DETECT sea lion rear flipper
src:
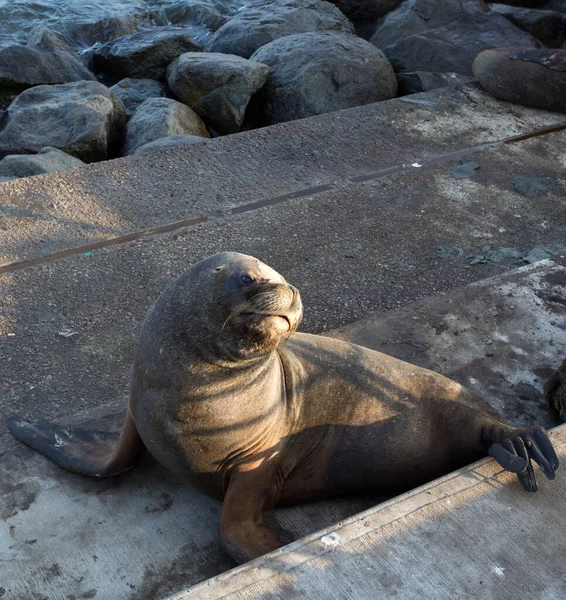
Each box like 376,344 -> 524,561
5,408 -> 145,477
489,426 -> 559,492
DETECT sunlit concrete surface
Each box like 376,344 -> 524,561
1,83 -> 565,267
1,82 -> 565,599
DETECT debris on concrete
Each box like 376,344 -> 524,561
512,174 -> 565,197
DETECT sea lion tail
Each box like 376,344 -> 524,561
5,408 -> 145,477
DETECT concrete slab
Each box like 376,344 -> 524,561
333,259 -> 566,428
177,423 -> 566,600
1,261 -> 564,600
1,131 -> 565,451
1,83 -> 565,267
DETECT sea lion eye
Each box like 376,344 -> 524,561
240,274 -> 254,285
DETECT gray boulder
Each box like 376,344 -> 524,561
152,2 -> 228,47
167,52 -> 268,133
396,71 -> 475,95
489,4 -> 566,47
250,32 -> 397,125
124,97 -> 210,155
206,0 -> 353,58
157,1 -> 227,31
134,134 -> 208,155
494,0 -> 548,6
57,14 -> 144,69
473,48 -> 566,112
110,78 -> 168,119
58,14 -> 143,50
0,81 -> 126,162
327,0 -> 404,24
370,0 -> 542,75
543,0 -> 566,13
0,147 -> 84,182
0,26 -> 95,89
93,26 -> 202,81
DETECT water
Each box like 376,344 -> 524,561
0,0 -> 142,45
0,0 -> 243,48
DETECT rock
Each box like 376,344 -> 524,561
0,90 -> 19,110
157,1 -> 227,31
473,48 -> 566,112
93,26 -> 202,81
0,147 -> 84,182
0,81 -> 126,162
543,0 -> 566,13
370,0 -> 542,75
489,4 -> 566,47
110,78 -> 168,119
133,134 -> 208,155
152,1 -> 228,47
58,14 -> 143,50
0,26 -> 95,90
124,97 -> 210,155
494,0 -> 548,6
249,32 -> 397,125
206,0 -> 353,58
167,52 -> 268,134
57,14 -> 144,69
396,71 -> 475,95
327,0 -> 404,24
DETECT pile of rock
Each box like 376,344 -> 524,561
0,0 -> 564,183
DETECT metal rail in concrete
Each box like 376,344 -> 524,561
1,83 -> 565,267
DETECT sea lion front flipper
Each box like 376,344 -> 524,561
5,408 -> 145,477
218,459 -> 292,564
489,426 -> 559,492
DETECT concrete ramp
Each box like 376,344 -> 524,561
1,259 -> 564,600
1,82 -> 565,599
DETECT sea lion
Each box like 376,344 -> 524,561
6,252 -> 560,564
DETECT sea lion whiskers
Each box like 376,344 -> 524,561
245,286 -> 297,314
220,293 -> 289,331
222,285 -> 299,331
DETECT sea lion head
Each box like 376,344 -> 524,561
172,252 -> 303,361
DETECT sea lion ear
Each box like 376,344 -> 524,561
215,266 -> 224,272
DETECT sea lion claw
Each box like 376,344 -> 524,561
524,426 -> 559,479
489,426 -> 558,492
517,469 -> 537,493
512,436 -> 537,492
489,438 -> 529,473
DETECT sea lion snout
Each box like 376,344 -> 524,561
244,282 -> 301,313
239,282 -> 303,332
